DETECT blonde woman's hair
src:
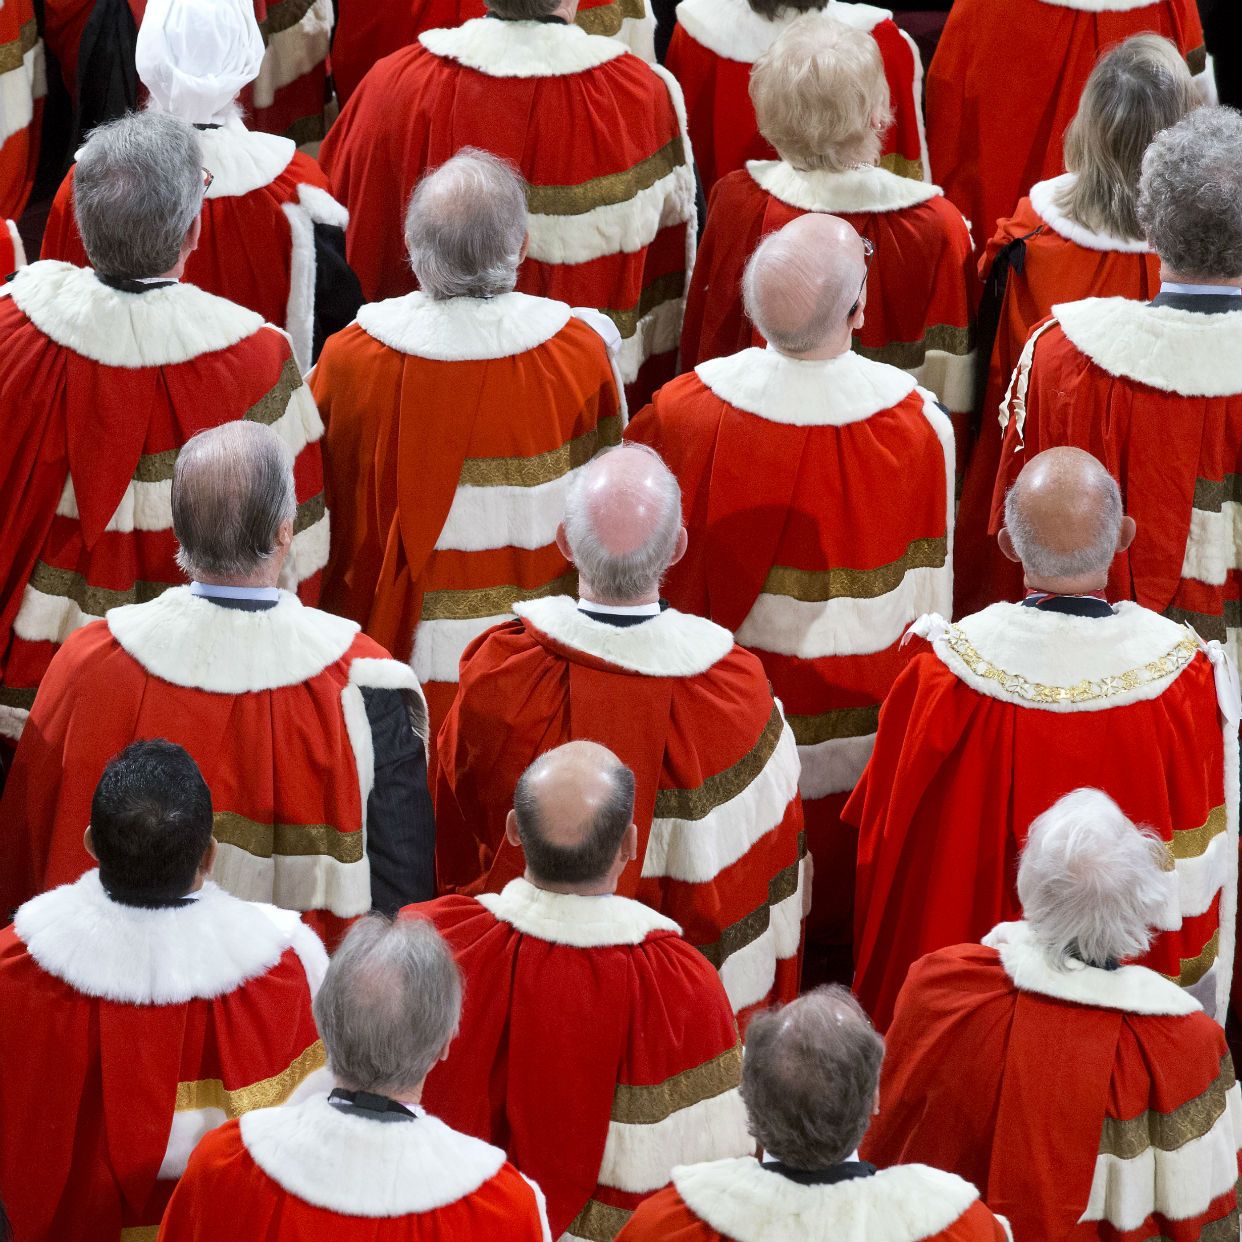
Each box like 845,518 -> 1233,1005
1055,34 -> 1198,242
750,13 -> 892,173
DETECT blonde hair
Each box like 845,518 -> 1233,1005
1055,34 -> 1198,243
750,13 -> 892,173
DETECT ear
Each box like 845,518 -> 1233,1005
1116,514 -> 1137,554
997,527 -> 1021,563
519,231 -> 530,265
505,809 -> 522,850
277,517 -> 294,552
669,526 -> 688,569
186,213 -> 202,254
555,522 -> 573,563
83,826 -> 98,862
201,837 -> 218,877
623,821 -> 638,863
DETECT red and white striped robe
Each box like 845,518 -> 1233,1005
0,0 -> 42,220
0,218 -> 23,276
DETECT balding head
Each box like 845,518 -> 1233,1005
1000,448 -> 1135,591
560,444 -> 686,605
743,214 -> 867,358
507,742 -> 638,893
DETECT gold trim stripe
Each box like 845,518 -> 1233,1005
600,271 -> 685,340
1099,1054 -> 1234,1159
853,324 -> 974,370
133,447 -> 179,485
1162,603 -> 1238,645
878,151 -> 925,182
1187,44 -> 1207,76
0,19 -> 36,74
762,535 -> 947,604
284,112 -> 328,146
1160,927 -> 1220,991
260,0 -> 316,40
787,703 -> 879,747
294,492 -> 326,534
175,1040 -> 327,1117
421,570 -> 577,623
1192,474 -> 1242,514
0,686 -> 36,710
244,357 -> 303,427
526,138 -> 685,218
27,562 -> 170,617
457,415 -> 622,489
1172,806 -> 1227,862
611,1045 -> 742,1126
119,1229 -> 159,1242
213,811 -> 364,864
576,0 -> 646,36
566,1198 -> 633,1242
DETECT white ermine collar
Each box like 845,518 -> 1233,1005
696,346 -> 918,426
420,17 -> 625,78
1028,175 -> 1150,254
479,877 -> 681,947
747,160 -> 940,215
242,1095 -> 509,1216
673,1157 -> 980,1242
4,261 -> 266,367
1053,297 -> 1242,397
514,596 -> 734,677
14,872 -> 324,1005
199,118 -> 296,199
356,291 -> 573,361
984,922 -> 1200,1016
1036,0 -> 1171,9
675,0 -> 890,62
107,586 -> 359,694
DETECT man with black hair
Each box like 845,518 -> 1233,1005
406,740 -> 751,1242
0,740 -> 330,1241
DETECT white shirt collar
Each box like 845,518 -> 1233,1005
189,581 -> 281,601
1160,282 -> 1242,297
577,597 -> 662,617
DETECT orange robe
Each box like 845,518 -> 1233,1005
0,0 -> 42,220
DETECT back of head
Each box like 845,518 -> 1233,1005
746,0 -> 821,24
750,13 -> 892,172
1057,35 -> 1197,243
512,741 -> 636,887
484,0 -> 561,19
562,444 -> 683,604
742,985 -> 885,1168
405,148 -> 528,300
1138,105 -> 1242,280
315,916 -> 463,1096
1018,788 -> 1173,968
90,739 -> 214,904
74,110 -> 203,279
172,421 -> 296,583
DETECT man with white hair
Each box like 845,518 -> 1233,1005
435,444 -> 807,1025
414,742 -> 750,1240
628,213 -> 953,987
161,916 -> 552,1239
848,447 -> 1238,1030
866,788 -> 1242,1241
992,107 -> 1242,671
313,149 -> 622,742
618,986 -> 1010,1242
0,422 -> 432,944
0,110 -> 327,753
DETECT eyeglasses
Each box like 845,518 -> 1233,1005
848,237 -> 874,319
202,167 -> 214,193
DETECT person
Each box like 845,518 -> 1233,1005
665,0 -> 925,197
616,987 -> 1011,1242
0,0 -> 42,222
956,34 -> 1199,617
679,13 -> 975,466
0,740 -> 330,1241
865,789 -> 1242,1241
412,742 -> 751,1240
41,0 -> 360,373
846,447 -> 1239,1031
0,110 -> 327,752
313,150 -> 623,743
159,916 -> 552,1241
318,0 -> 694,406
434,445 -> 806,1021
628,214 -> 953,986
0,422 -> 433,943
991,106 -> 1242,669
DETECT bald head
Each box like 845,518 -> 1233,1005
1001,448 -> 1132,588
510,742 -> 637,891
743,214 -> 866,357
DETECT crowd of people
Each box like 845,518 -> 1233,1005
0,0 -> 1240,1238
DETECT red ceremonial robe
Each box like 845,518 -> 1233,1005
992,298 -> 1242,672
955,175 -> 1161,617
159,1096 -> 551,1242
926,0 -> 1203,254
680,161 -> 975,471
845,601 -> 1239,1032
434,598 -> 807,1023
0,219 -> 23,277
665,0 -> 927,197
0,262 -> 328,747
865,921 -> 1242,1242
0,871 -> 330,1242
41,119 -> 350,372
313,292 -> 622,744
410,879 -> 753,1239
626,346 -> 954,985
319,17 -> 695,406
0,0 -> 42,220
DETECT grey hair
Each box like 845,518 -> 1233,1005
314,916 -> 463,1097
1018,788 -> 1174,969
484,0 -> 560,20
1138,106 -> 1242,279
1055,35 -> 1197,243
746,0 -> 822,23
172,421 -> 297,582
74,110 -> 203,279
742,986 -> 885,1169
562,445 -> 683,603
405,148 -> 527,299
1003,465 -> 1122,580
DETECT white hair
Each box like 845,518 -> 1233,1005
1018,788 -> 1174,969
1002,465 -> 1122,580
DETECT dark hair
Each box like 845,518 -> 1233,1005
746,0 -> 821,22
513,755 -> 636,885
90,739 -> 214,904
